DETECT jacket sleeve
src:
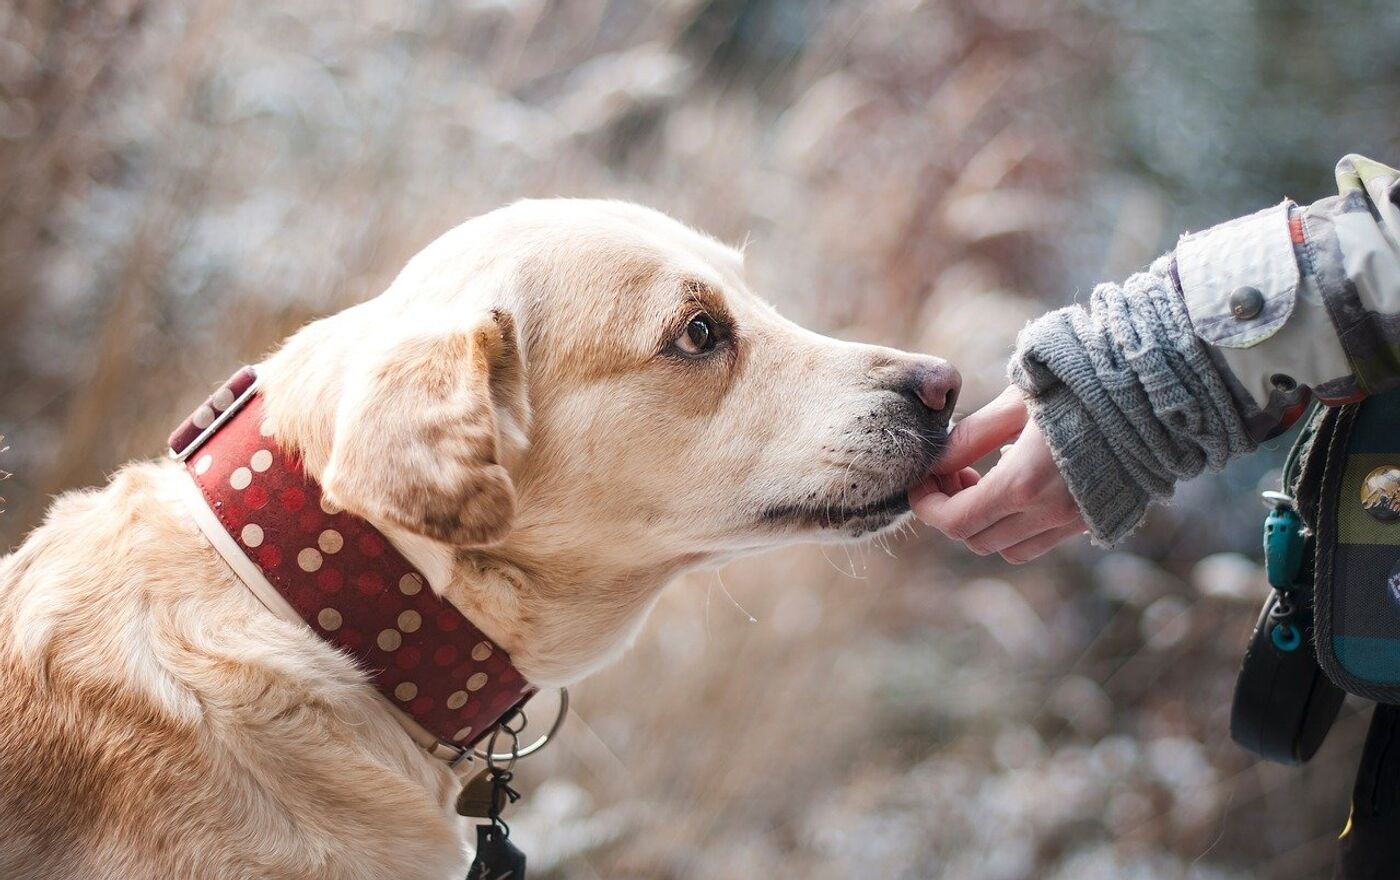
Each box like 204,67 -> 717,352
1175,154 -> 1400,439
1009,155 -> 1400,545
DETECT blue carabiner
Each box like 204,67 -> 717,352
1263,500 -> 1305,590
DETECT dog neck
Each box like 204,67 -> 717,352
446,547 -> 687,687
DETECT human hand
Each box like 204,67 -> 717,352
910,386 -> 1087,563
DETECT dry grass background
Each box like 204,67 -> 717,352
2,1 -> 1399,877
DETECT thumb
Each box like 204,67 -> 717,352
934,385 -> 1029,473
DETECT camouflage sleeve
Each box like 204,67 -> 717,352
1173,155 -> 1400,441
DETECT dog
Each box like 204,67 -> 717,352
0,199 -> 959,879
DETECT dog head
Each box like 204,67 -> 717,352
262,200 -> 958,681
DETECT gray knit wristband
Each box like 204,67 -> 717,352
1009,260 -> 1256,545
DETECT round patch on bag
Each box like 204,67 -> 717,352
1361,466 -> 1400,522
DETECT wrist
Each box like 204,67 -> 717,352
1021,381 -> 1150,546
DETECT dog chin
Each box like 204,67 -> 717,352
839,504 -> 913,539
830,495 -> 914,539
757,487 -> 913,538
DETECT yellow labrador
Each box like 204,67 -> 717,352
0,200 -> 958,879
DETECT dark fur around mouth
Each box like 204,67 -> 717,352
758,418 -> 946,534
757,487 -> 913,532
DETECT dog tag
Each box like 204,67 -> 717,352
455,770 -> 503,818
467,822 -> 526,880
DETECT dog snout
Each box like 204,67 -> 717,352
913,359 -> 961,415
894,357 -> 961,421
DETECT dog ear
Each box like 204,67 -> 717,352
321,310 -> 528,546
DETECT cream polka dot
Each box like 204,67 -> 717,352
466,672 -> 488,692
230,467 -> 252,490
319,496 -> 342,515
398,572 -> 424,596
397,610 -> 421,633
211,387 -> 235,411
194,454 -> 213,475
250,449 -> 273,472
377,629 -> 402,652
297,547 -> 323,572
317,607 -> 342,631
447,690 -> 468,710
471,641 -> 493,662
241,523 -> 264,547
394,681 -> 418,702
258,419 -> 275,438
318,529 -> 344,554
453,726 -> 474,742
192,404 -> 216,430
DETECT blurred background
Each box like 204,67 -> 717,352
3,0 -> 1400,877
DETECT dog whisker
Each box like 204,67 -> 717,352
712,568 -> 756,624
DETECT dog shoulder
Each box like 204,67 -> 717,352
0,461 -> 466,878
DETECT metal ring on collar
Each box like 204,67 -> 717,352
473,687 -> 569,762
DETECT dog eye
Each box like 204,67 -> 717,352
675,314 -> 718,356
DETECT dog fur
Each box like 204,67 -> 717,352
0,200 -> 956,879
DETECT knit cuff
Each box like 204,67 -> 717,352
1022,382 -> 1150,546
1009,260 -> 1256,547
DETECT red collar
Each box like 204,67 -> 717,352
170,367 -> 534,759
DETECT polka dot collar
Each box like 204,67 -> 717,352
171,367 -> 534,758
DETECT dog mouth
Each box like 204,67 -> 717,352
757,486 -> 914,535
756,416 -> 947,537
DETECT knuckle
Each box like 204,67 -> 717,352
946,519 -> 975,542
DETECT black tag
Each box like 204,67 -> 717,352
456,770 -> 504,818
467,823 -> 526,880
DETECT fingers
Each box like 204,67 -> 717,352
910,472 -> 1012,542
914,392 -> 1086,565
909,385 -> 1026,511
998,522 -> 1087,565
914,467 -> 980,505
935,467 -> 981,496
955,467 -> 981,491
961,512 -> 1036,556
934,385 -> 1028,474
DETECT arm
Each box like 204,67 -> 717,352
914,155 -> 1400,556
1174,154 -> 1400,425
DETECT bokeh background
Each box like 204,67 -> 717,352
3,1 -> 1400,877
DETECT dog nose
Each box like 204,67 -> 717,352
908,359 -> 961,416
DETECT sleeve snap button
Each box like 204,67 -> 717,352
1229,286 -> 1265,320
